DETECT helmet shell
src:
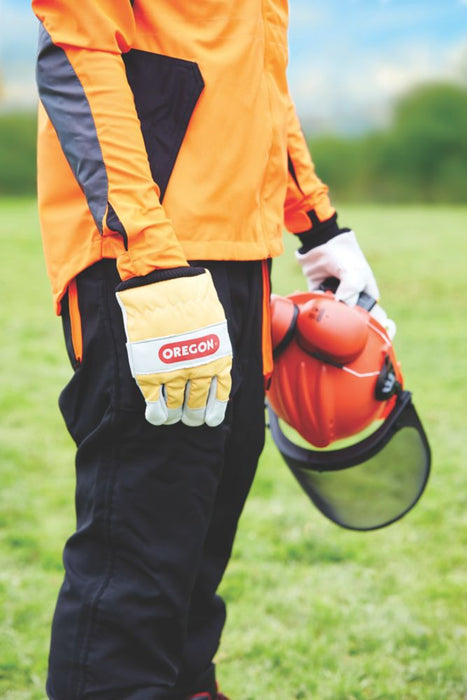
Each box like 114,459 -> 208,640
266,291 -> 403,448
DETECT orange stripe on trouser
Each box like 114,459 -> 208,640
261,260 -> 273,388
67,278 -> 83,365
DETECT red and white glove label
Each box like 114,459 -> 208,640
127,321 -> 231,375
159,333 -> 220,364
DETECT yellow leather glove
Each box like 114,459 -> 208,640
116,268 -> 232,427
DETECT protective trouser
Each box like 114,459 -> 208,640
46,259 -> 268,700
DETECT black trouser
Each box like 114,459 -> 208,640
47,259 -> 267,700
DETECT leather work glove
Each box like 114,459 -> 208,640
296,229 -> 380,307
370,302 -> 397,340
116,268 -> 232,427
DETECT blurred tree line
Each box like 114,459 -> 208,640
310,82 -> 467,204
0,81 -> 466,202
0,111 -> 37,196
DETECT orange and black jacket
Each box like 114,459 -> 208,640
32,0 -> 337,313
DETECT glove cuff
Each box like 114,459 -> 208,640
296,212 -> 347,253
116,266 -> 205,292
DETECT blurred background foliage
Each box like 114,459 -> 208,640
309,82 -> 467,204
0,110 -> 37,196
0,80 -> 466,202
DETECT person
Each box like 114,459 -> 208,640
32,1 -> 380,698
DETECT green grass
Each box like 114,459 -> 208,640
0,199 -> 466,699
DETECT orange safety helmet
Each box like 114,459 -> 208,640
266,289 -> 431,531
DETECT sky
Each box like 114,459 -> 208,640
1,0 -> 466,133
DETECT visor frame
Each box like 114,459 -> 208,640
267,390 -> 431,531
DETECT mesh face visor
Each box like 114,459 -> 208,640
268,391 -> 431,531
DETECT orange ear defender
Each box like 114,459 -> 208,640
268,290 -> 403,448
266,290 -> 431,531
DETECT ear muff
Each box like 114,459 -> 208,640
270,295 -> 299,357
295,296 -> 369,365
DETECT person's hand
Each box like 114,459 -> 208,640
370,303 -> 397,340
296,229 -> 380,307
116,268 -> 232,427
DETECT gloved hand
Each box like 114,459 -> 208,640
296,229 -> 380,307
116,268 -> 232,427
370,303 -> 397,340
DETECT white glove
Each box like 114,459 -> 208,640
296,230 -> 380,307
370,303 -> 397,340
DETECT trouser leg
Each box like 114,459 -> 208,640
174,262 -> 266,697
46,259 -> 267,700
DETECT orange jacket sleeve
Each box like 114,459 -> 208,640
284,96 -> 337,235
32,0 -> 188,279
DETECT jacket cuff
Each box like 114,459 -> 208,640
115,266 -> 205,292
296,212 -> 347,253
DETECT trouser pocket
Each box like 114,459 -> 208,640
61,278 -> 83,370
59,260 -> 147,445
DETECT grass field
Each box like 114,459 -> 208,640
0,198 -> 466,699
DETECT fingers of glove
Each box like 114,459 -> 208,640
205,362 -> 232,427
334,231 -> 380,303
296,231 -> 381,303
205,378 -> 229,427
305,272 -> 326,293
137,354 -> 232,427
363,274 -> 380,304
162,376 -> 187,424
145,396 -> 183,426
370,304 -> 397,340
214,361 -> 232,403
384,318 -> 397,340
145,394 -> 168,426
134,377 -> 167,426
182,379 -> 209,427
181,379 -> 225,427
182,358 -> 232,427
136,373 -> 185,426
165,407 -> 184,425
181,408 -> 205,427
335,264 -> 380,306
334,273 -> 363,307
295,249 -> 334,291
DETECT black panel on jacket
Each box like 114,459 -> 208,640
123,50 -> 204,201
37,24 -> 109,234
